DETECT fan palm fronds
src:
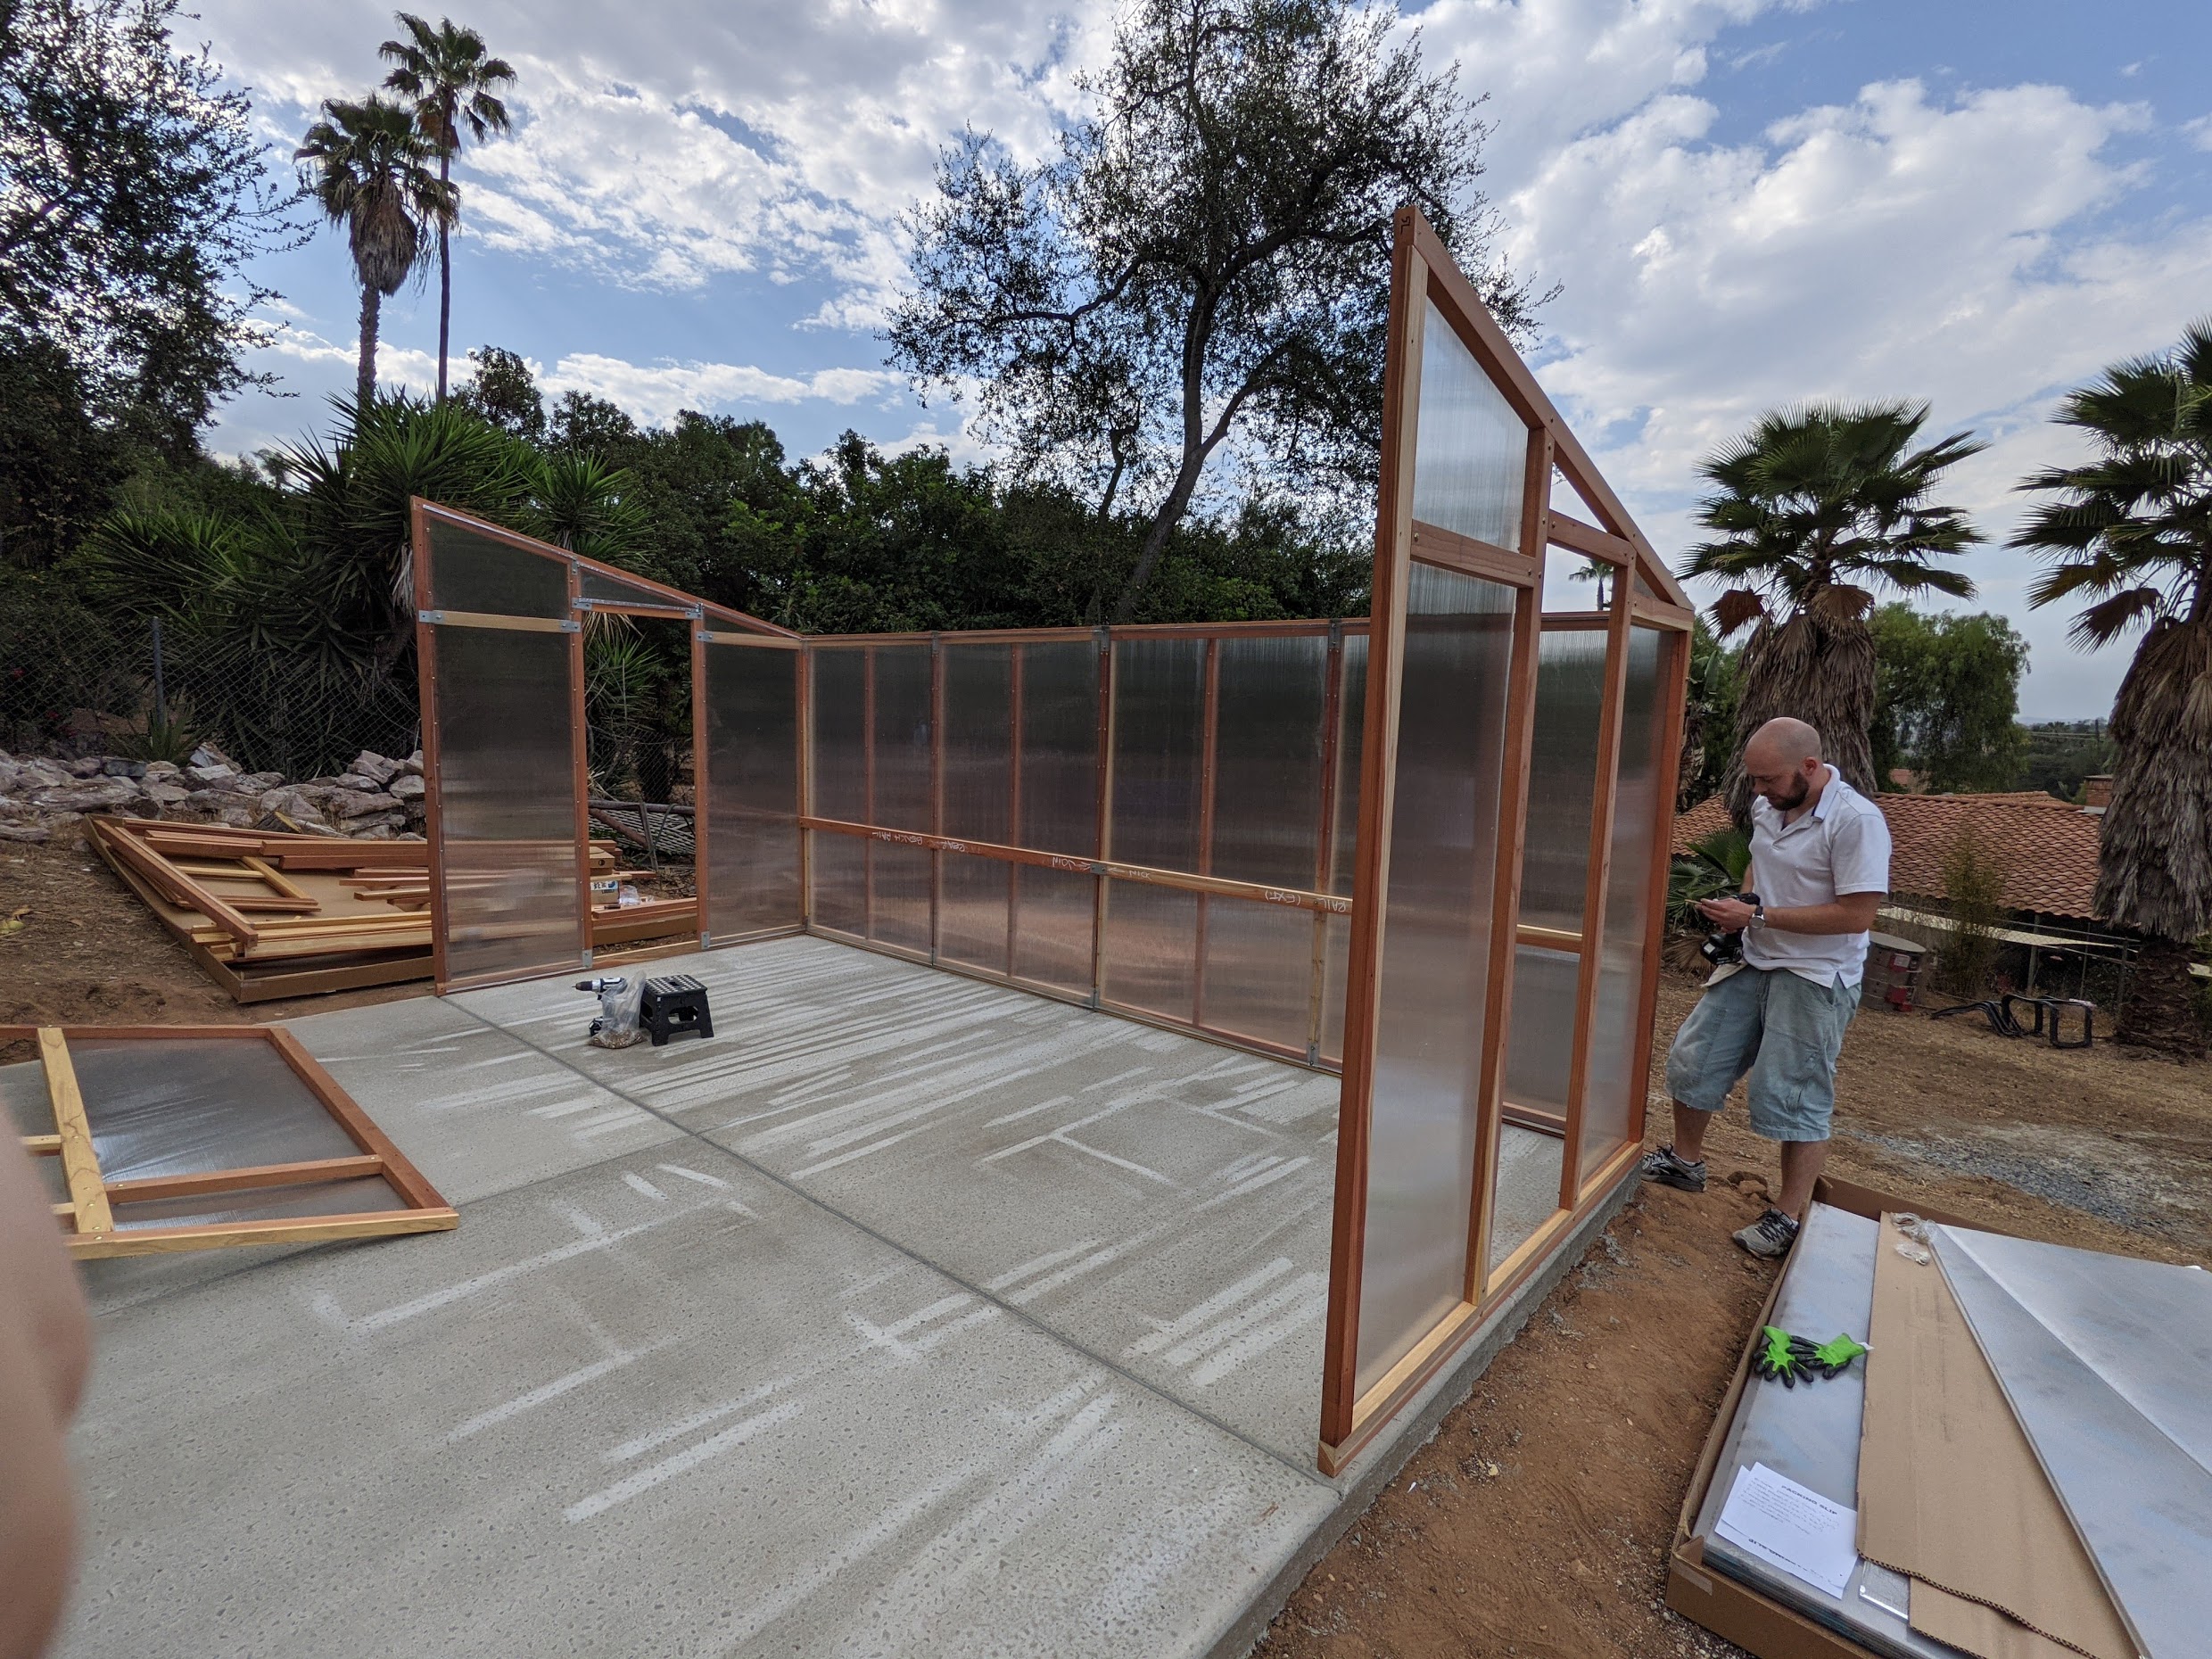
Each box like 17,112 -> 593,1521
2013,319 -> 2212,1054
1683,400 -> 1985,820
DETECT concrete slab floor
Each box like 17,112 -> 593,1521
47,934 -> 1597,1659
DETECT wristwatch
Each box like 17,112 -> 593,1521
1747,901 -> 1767,929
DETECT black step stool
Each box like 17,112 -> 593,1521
640,974 -> 713,1047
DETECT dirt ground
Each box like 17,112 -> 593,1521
0,837 -> 428,1036
6,838 -> 2208,1655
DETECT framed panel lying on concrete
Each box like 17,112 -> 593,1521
3,1024 -> 457,1258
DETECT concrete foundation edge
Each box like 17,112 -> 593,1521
1206,1162 -> 1642,1659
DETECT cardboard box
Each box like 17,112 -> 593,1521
1663,1176 -> 1985,1659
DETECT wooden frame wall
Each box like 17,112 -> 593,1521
410,500 -> 789,993
1316,206 -> 1688,1474
7,1025 -> 456,1258
798,620 -> 1371,1069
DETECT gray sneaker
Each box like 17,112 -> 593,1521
1640,1144 -> 1707,1193
1734,1208 -> 1801,1259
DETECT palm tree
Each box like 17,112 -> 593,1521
296,96 -> 451,407
2012,321 -> 2212,1056
1682,401 -> 1985,821
380,14 -> 516,401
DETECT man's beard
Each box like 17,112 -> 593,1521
1764,772 -> 1811,811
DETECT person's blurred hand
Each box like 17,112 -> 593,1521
0,1131 -> 90,1659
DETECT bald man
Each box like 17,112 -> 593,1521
1642,718 -> 1892,1257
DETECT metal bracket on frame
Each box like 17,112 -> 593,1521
580,948 -> 594,969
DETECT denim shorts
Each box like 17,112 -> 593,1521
1663,964 -> 1860,1142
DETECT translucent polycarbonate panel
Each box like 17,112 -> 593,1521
1017,640 -> 1100,856
1354,565 -> 1516,1400
1330,632 -> 1368,897
1581,626 -> 1667,1184
1102,879 -> 1199,1021
810,648 -> 867,823
68,1038 -> 356,1179
1320,911 -> 1351,1064
938,853 -> 1011,974
580,565 -> 688,612
942,644 -> 1013,844
871,644 -> 933,832
432,623 -> 582,985
705,643 -> 800,937
810,831 -> 865,934
1200,897 -> 1316,1054
1503,944 -> 1581,1118
1519,626 -> 1609,934
1209,635 -> 1328,890
425,518 -> 571,617
115,1176 -> 408,1230
868,840 -> 932,953
1010,863 -> 1095,995
1109,637 -> 1206,873
1410,299 -> 1527,550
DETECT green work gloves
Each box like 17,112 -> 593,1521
1755,1326 -> 1821,1386
1754,1325 -> 1869,1387
1811,1333 -> 1869,1374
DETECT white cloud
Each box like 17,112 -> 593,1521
1492,73 -> 2207,715
194,0 -> 1105,314
541,353 -> 904,425
2186,112 -> 2212,152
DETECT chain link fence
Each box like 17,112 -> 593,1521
0,588 -> 420,780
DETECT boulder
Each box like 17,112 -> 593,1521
334,772 -> 382,792
186,763 -> 236,787
388,772 -> 427,802
68,755 -> 108,777
348,819 -> 402,839
141,781 -> 192,806
258,788 -> 330,828
101,756 -> 147,779
329,788 -> 400,821
0,823 -> 51,844
238,771 -> 285,793
401,751 -> 425,776
35,779 -> 138,811
141,761 -> 182,781
21,758 -> 70,787
349,751 -> 401,786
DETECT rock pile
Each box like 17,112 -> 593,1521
0,747 -> 428,846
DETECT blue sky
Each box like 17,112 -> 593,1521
194,0 -> 2212,720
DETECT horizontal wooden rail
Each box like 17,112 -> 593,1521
1548,511 -> 1634,565
799,815 -> 1351,915
103,1154 -> 386,1207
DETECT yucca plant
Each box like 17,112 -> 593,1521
2012,319 -> 2212,1055
1684,401 -> 1985,823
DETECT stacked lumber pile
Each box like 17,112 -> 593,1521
87,818 -> 698,1002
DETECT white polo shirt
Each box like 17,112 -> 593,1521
1742,766 -> 1892,987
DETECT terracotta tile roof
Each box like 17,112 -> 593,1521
1671,788 -> 2105,921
